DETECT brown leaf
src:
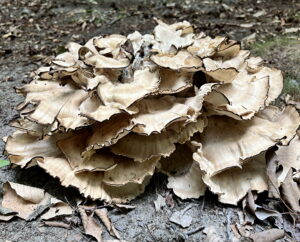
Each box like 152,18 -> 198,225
41,200 -> 73,220
1,182 -> 61,221
169,205 -> 194,228
95,208 -> 120,239
112,204 -> 136,212
249,229 -> 284,242
78,207 -> 102,242
242,190 -> 281,224
275,134 -> 300,183
281,169 -> 300,212
266,148 -> 280,199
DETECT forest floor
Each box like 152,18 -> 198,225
0,0 -> 299,241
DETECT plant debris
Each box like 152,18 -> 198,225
169,205 -> 193,228
95,208 -> 120,239
78,206 -> 102,242
249,228 -> 285,242
242,191 -> 281,224
43,221 -> 71,229
0,182 -> 72,221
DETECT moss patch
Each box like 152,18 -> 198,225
283,77 -> 300,97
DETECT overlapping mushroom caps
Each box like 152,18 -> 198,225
4,19 -> 300,205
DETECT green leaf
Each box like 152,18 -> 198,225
0,159 -> 10,168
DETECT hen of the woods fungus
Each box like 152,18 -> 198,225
4,20 -> 300,205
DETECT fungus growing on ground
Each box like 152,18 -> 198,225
4,20 -> 300,205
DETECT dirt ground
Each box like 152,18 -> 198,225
0,0 -> 300,241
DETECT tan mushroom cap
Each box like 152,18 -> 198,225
131,82 -> 213,135
9,118 -> 50,137
187,35 -> 226,58
193,106 -> 300,176
103,156 -> 160,186
203,50 -> 250,72
93,34 -> 127,56
152,19 -> 194,53
203,152 -> 268,205
214,40 -> 241,58
127,31 -> 143,55
205,73 -> 269,120
167,162 -> 207,199
205,65 -> 283,120
57,130 -> 116,173
97,68 -> 160,110
71,69 -> 105,90
84,114 -> 134,154
160,143 -> 207,199
204,68 -> 238,84
5,131 -> 67,168
157,68 -> 193,94
37,157 -> 149,202
111,115 -> 207,162
79,92 -> 121,123
110,132 -> 177,162
78,34 -> 132,69
16,80 -> 90,129
151,50 -> 202,71
158,144 -> 194,177
257,105 -> 300,145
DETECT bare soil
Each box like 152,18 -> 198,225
0,0 -> 299,241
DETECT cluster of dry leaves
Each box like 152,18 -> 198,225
1,19 -> 300,240
0,181 -> 124,241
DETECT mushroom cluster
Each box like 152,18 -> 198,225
5,20 -> 300,205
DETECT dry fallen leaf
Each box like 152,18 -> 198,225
41,199 -> 73,220
281,169 -> 300,212
275,134 -> 300,183
1,182 -> 71,221
95,208 -> 120,239
78,207 -> 102,242
249,229 -> 285,242
112,203 -> 136,212
169,205 -> 193,228
242,190 -> 281,224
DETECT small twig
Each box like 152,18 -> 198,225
182,204 -> 194,214
225,210 -> 232,240
185,226 -> 204,236
146,224 -> 156,241
43,221 -> 71,229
